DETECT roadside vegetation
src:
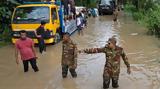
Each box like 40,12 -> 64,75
0,0 -> 19,46
124,0 -> 160,37
75,0 -> 97,8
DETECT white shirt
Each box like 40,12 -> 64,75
76,17 -> 81,26
81,13 -> 85,18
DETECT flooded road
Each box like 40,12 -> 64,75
0,13 -> 160,89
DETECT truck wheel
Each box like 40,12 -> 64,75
54,32 -> 61,44
110,12 -> 113,15
99,11 -> 102,15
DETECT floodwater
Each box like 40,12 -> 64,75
0,12 -> 160,89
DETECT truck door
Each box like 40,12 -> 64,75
51,8 -> 59,33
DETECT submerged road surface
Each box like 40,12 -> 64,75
0,13 -> 160,89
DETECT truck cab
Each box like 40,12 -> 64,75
98,0 -> 115,15
11,2 -> 76,44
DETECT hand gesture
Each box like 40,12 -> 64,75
35,56 -> 38,59
127,67 -> 131,74
78,50 -> 83,54
16,56 -> 20,65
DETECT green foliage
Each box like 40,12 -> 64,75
0,0 -> 19,24
132,9 -> 145,21
145,5 -> 160,35
0,0 -> 19,44
0,27 -> 12,42
124,4 -> 145,22
88,2 -> 97,8
75,0 -> 97,8
124,4 -> 136,12
125,0 -> 160,37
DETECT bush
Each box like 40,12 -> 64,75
124,1 -> 160,37
0,0 -> 19,25
0,0 -> 19,44
132,11 -> 144,21
145,5 -> 160,36
0,27 -> 12,42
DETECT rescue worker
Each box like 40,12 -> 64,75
113,6 -> 118,22
62,33 -> 78,78
79,37 -> 131,89
35,21 -> 46,54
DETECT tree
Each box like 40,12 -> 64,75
75,0 -> 97,8
0,0 -> 19,33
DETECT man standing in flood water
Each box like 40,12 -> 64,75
15,30 -> 39,72
62,33 -> 78,78
79,37 -> 131,89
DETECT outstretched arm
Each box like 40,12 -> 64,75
121,49 -> 131,74
80,47 -> 106,54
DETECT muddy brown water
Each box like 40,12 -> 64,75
0,13 -> 160,89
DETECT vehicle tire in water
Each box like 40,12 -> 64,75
99,11 -> 103,16
110,11 -> 113,15
54,32 -> 61,44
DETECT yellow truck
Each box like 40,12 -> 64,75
11,0 -> 77,44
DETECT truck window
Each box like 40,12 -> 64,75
101,0 -> 112,5
51,8 -> 57,23
13,6 -> 50,24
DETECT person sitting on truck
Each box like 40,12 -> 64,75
62,0 -> 69,16
76,14 -> 83,35
35,21 -> 47,54
69,0 -> 76,18
68,15 -> 73,21
80,12 -> 85,29
81,10 -> 88,27
64,16 -> 69,26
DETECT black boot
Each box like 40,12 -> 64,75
62,74 -> 67,78
112,78 -> 119,88
70,69 -> 77,78
62,65 -> 68,78
103,78 -> 110,89
103,81 -> 109,89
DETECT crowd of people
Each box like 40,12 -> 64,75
63,7 -> 89,36
15,30 -> 131,89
